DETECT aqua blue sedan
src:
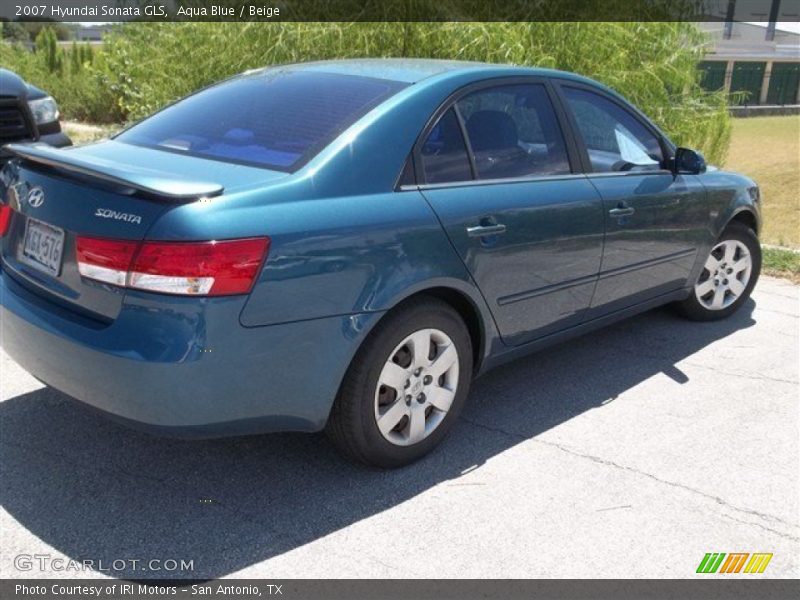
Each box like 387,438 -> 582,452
0,59 -> 761,467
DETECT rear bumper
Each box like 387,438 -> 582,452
0,268 -> 379,437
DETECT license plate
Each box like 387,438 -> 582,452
19,218 -> 65,277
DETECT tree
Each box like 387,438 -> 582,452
21,20 -> 71,41
35,27 -> 62,74
70,42 -> 81,74
1,20 -> 31,44
81,43 -> 94,66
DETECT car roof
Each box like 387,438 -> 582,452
262,58 -> 598,86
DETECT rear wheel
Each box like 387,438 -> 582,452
326,297 -> 472,468
676,222 -> 760,321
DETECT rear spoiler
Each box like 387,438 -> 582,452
3,143 -> 224,201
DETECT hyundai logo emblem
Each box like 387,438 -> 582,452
27,186 -> 45,208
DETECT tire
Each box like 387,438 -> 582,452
676,222 -> 761,321
326,297 -> 473,468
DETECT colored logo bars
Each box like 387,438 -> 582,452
696,553 -> 773,574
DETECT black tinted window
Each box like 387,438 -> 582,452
457,84 -> 570,180
563,87 -> 663,173
420,108 -> 473,184
117,71 -> 407,171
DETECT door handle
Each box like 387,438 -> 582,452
466,223 -> 507,237
609,205 -> 635,217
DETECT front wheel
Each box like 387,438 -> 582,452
676,222 -> 761,321
326,297 -> 473,468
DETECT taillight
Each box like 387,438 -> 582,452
130,239 -> 269,296
76,236 -> 269,297
0,204 -> 14,237
76,237 -> 138,286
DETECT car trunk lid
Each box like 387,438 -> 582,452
0,142 -> 286,321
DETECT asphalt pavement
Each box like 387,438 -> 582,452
1,276 -> 798,579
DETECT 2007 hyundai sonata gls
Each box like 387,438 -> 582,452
0,60 -> 761,467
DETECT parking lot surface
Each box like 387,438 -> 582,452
1,277 -> 798,579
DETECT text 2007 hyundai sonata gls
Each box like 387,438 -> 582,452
0,60 -> 761,467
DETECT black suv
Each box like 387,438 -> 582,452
0,68 -> 71,164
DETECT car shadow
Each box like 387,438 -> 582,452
0,301 -> 756,579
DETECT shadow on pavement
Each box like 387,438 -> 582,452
0,301 -> 755,579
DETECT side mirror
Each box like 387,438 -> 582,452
673,147 -> 706,174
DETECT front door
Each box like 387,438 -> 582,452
416,81 -> 605,346
558,84 -> 705,317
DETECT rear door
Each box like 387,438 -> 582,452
416,79 -> 605,346
555,82 -> 706,317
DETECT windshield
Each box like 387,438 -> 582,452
116,70 -> 407,172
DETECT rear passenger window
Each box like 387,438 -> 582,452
563,87 -> 664,173
420,108 -> 473,184
457,84 -> 571,180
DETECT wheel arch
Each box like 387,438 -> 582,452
400,286 -> 487,372
356,279 -> 497,376
323,280 -> 497,430
727,208 -> 759,234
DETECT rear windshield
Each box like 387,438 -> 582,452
116,70 -> 407,172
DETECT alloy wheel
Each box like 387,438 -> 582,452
373,328 -> 459,446
695,239 -> 752,310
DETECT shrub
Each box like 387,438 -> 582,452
1,30 -> 117,123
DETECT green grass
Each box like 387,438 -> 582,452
762,247 -> 800,283
725,115 -> 800,249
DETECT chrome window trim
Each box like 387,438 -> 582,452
399,167 -> 674,192
584,169 -> 674,179
404,172 -> 589,192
